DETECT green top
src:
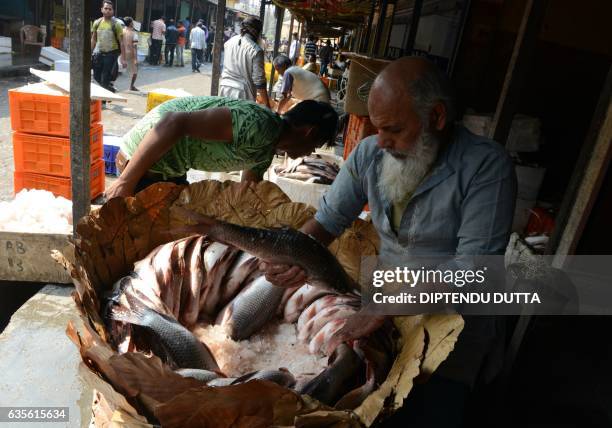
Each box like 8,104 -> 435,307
120,96 -> 284,179
93,18 -> 123,52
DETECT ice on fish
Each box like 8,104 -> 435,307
0,189 -> 72,233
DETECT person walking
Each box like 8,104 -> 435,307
190,22 -> 206,72
318,39 -> 333,76
91,1 -> 126,92
164,19 -> 178,66
176,21 -> 186,66
219,17 -> 270,108
288,32 -> 300,65
122,16 -> 139,91
150,16 -> 165,65
205,26 -> 215,62
183,16 -> 191,46
304,35 -> 317,60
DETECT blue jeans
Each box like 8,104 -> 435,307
191,48 -> 203,71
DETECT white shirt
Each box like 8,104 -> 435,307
190,27 -> 206,50
289,39 -> 300,59
284,66 -> 330,103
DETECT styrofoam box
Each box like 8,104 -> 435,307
515,165 -> 546,200
462,114 -> 541,152
0,36 -> 11,48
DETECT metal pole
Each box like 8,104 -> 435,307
373,0 -> 389,55
404,0 -> 423,55
288,14 -> 294,48
259,0 -> 266,24
447,0 -> 471,76
268,5 -> 284,95
210,0 -> 226,96
69,0 -> 91,235
361,0 -> 376,53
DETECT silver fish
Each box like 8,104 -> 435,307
297,344 -> 364,406
216,275 -> 284,340
110,293 -> 219,371
232,368 -> 296,388
176,368 -> 221,383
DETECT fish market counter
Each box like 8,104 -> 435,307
0,284 -> 93,427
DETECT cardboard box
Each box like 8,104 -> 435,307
344,53 -> 390,116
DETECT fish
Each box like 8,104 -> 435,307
298,304 -> 359,343
110,293 -> 220,371
231,368 -> 296,388
309,318 -> 348,355
284,284 -> 337,323
334,361 -> 376,410
296,294 -> 360,332
216,275 -> 285,340
297,344 -> 364,406
207,377 -> 237,387
176,368 -> 221,383
172,208 -> 359,294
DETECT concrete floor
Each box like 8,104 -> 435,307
0,285 -> 93,427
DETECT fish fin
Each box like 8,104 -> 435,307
109,292 -> 150,327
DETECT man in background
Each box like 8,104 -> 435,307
183,16 -> 191,46
150,15 -> 165,65
289,32 -> 300,65
318,39 -> 333,76
273,54 -> 330,114
190,22 -> 206,73
304,35 -> 317,60
164,19 -> 179,67
91,1 -> 126,92
219,17 -> 270,108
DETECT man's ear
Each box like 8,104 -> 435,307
430,102 -> 447,131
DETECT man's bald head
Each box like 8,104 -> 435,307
370,57 -> 455,126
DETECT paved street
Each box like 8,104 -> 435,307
0,60 -> 213,201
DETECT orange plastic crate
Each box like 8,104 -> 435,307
9,87 -> 102,137
14,159 -> 105,201
343,114 -> 377,159
13,124 -> 103,177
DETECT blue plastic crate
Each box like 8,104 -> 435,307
103,143 -> 120,176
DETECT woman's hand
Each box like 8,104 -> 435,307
104,177 -> 136,199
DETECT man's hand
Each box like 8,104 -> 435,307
259,262 -> 307,288
326,311 -> 386,353
104,177 -> 136,199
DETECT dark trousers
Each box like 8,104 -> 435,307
191,48 -> 203,71
320,60 -> 330,76
93,51 -> 118,91
382,375 -> 469,428
151,39 -> 162,64
164,43 -> 176,65
205,43 -> 213,62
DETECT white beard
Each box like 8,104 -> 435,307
378,131 -> 440,204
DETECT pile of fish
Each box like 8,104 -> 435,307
104,217 -> 396,409
274,154 -> 340,185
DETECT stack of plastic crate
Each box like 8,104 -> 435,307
9,83 -> 105,200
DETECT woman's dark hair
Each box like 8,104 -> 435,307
123,16 -> 133,27
283,100 -> 339,147
273,54 -> 292,70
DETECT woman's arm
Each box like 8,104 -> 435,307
105,107 -> 233,198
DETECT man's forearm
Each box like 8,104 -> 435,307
299,218 -> 336,247
256,88 -> 271,109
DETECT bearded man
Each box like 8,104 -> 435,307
261,56 -> 517,426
